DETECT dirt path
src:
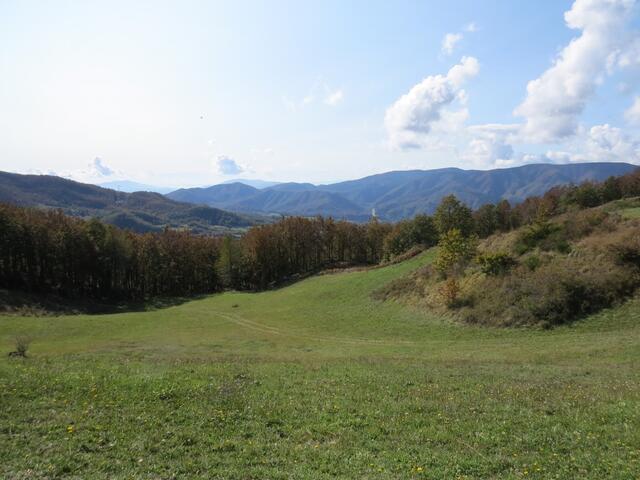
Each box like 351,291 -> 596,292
211,310 -> 417,347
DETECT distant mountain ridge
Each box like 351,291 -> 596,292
98,180 -> 175,194
221,178 -> 281,189
167,162 -> 638,220
0,172 -> 260,233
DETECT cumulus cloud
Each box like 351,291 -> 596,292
535,124 -> 640,164
324,89 -> 344,106
90,157 -> 114,177
216,155 -> 243,175
385,56 -> 480,150
34,157 -> 122,183
441,33 -> 463,56
514,0 -> 636,143
583,123 -> 640,162
462,124 -> 520,167
625,96 -> 640,124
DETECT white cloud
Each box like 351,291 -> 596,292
583,123 -> 640,162
462,124 -> 520,167
441,33 -> 463,56
534,124 -> 640,164
514,0 -> 636,143
465,22 -> 478,33
90,157 -> 114,176
625,96 -> 640,124
38,157 -> 122,183
324,89 -> 344,106
385,56 -> 480,150
216,155 -> 244,175
447,57 -> 481,87
441,22 -> 477,56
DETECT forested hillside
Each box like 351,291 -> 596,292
0,172 -> 258,234
167,162 -> 637,220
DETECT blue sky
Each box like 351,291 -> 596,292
1,0 -> 639,187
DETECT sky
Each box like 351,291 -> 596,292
1,0 -> 640,188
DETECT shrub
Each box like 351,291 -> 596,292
477,252 -> 517,276
439,277 -> 461,308
9,335 -> 32,358
609,232 -> 640,269
563,209 -> 615,240
514,220 -> 570,254
523,255 -> 542,271
462,255 -> 639,327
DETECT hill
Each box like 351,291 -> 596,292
375,196 -> 640,327
0,171 -> 258,233
1,248 -> 639,477
167,162 -> 638,220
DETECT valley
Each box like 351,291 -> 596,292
2,250 -> 639,478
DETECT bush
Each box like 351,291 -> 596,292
439,277 -> 461,308
514,220 -> 570,254
523,255 -> 542,272
9,335 -> 32,358
609,232 -> 640,269
477,252 -> 517,276
462,255 -> 639,327
563,209 -> 615,240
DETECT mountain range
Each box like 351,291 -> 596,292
167,162 -> 639,221
0,172 -> 261,233
2,163 -> 637,231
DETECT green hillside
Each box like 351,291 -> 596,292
1,251 -> 639,478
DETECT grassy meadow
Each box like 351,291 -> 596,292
1,250 -> 640,478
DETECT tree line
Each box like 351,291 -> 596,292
0,207 -> 392,299
1,168 -> 638,301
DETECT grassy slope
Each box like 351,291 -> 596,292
1,251 -> 639,478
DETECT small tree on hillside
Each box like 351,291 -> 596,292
435,229 -> 477,307
434,195 -> 474,237
434,228 -> 478,278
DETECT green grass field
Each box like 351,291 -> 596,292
1,251 -> 639,479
